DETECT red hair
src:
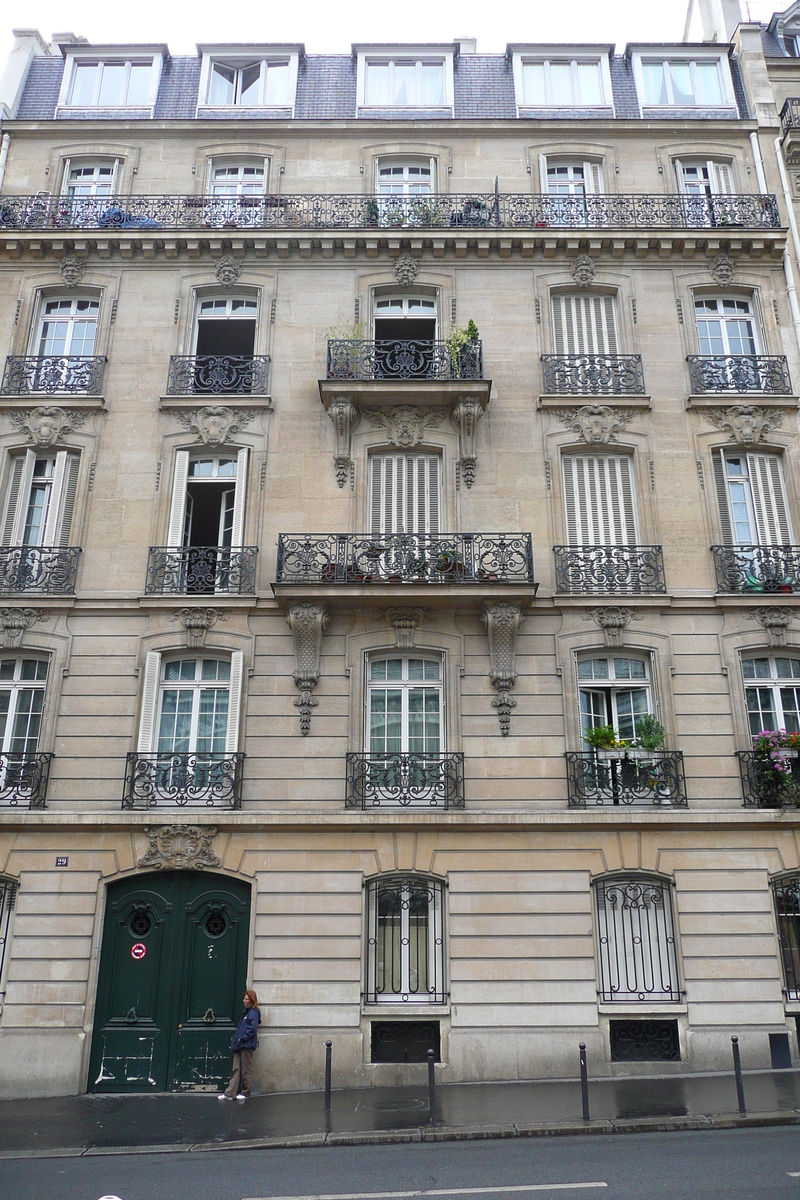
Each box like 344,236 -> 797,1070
244,988 -> 260,1013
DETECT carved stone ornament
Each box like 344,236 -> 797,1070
138,825 -> 222,870
10,405 -> 87,448
59,254 -> 86,287
583,606 -> 641,648
481,603 -> 523,736
747,606 -> 795,647
709,253 -> 736,287
706,404 -> 782,447
0,608 -> 43,649
379,607 -> 432,650
171,606 -> 226,649
451,399 -> 484,488
554,404 -> 633,446
287,603 -> 329,735
327,398 -> 360,488
570,255 -> 596,288
176,406 -> 252,448
215,255 -> 242,288
364,405 -> 445,449
393,253 -> 419,288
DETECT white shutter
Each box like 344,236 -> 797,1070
225,650 -> 244,753
711,161 -> 733,195
110,157 -> 120,193
551,294 -> 617,355
585,162 -> 603,194
562,454 -> 637,545
674,159 -> 685,193
56,454 -> 80,546
712,450 -> 735,545
137,651 -> 162,753
60,158 -> 71,196
7,451 -> 37,546
369,453 -> 441,534
229,447 -> 249,547
538,153 -> 549,192
166,451 -> 190,546
747,452 -> 793,545
42,451 -> 68,545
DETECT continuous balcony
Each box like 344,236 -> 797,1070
565,751 -> 687,807
687,355 -> 792,395
122,751 -> 244,809
345,751 -> 465,810
553,545 -> 666,594
0,752 -> 53,808
0,546 -> 81,595
327,339 -> 482,382
166,354 -> 270,396
712,545 -> 800,594
145,546 -> 257,595
1,355 -> 106,396
541,354 -> 645,396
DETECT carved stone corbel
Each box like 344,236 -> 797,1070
171,607 -> 226,649
138,825 -> 222,870
328,398 -> 360,488
747,606 -> 795,647
451,399 -> 483,488
583,606 -> 640,648
0,608 -> 44,649
481,603 -> 523,735
287,603 -> 329,734
379,607 -> 432,649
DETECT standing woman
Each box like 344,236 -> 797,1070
219,988 -> 261,1101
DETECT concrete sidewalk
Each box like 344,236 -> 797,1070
4,1068 -> 800,1158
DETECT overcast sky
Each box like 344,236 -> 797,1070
0,0 -> 785,65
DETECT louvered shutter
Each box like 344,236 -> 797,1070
137,651 -> 162,753
538,153 -> 549,192
552,294 -> 617,354
166,451 -> 190,546
711,161 -> 733,195
56,454 -> 80,546
586,162 -> 603,194
674,159 -> 685,193
369,454 -> 441,534
712,450 -> 735,545
229,447 -> 249,547
1,452 -> 35,545
60,158 -> 71,196
225,650 -> 244,753
747,452 -> 793,545
42,451 -> 68,545
562,454 -> 637,545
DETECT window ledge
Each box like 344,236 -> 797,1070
686,393 -> 798,409
598,1001 -> 687,1015
538,394 -> 651,410
362,1002 -> 450,1017
159,394 -> 273,411
0,394 -> 106,411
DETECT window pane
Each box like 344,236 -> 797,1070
240,63 -> 261,104
157,689 -> 193,751
209,63 -> 235,104
522,62 -> 546,105
642,62 -> 667,104
97,63 -> 127,106
265,62 -> 290,104
780,687 -> 800,734
695,61 -> 722,104
407,890 -> 429,993
71,63 -> 99,105
577,61 -> 603,104
365,63 -> 389,105
127,62 -> 152,105
549,63 -> 573,105
196,688 -> 229,752
747,686 -> 777,734
421,63 -> 444,105
669,61 -> 694,105
393,62 -> 416,105
9,688 -> 43,754
20,660 -> 46,681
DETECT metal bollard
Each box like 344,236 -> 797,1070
731,1036 -> 746,1116
324,1040 -> 332,1113
427,1048 -> 437,1126
579,1042 -> 590,1122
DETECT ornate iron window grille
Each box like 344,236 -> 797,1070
0,753 -> 53,808
595,877 -> 682,1003
781,98 -> 800,138
711,545 -> 800,594
364,876 -> 447,1005
565,752 -> 687,807
0,355 -> 106,396
553,545 -> 666,594
122,751 -> 245,809
737,750 -> 800,808
609,1019 -> 681,1063
145,546 -> 258,595
276,533 -> 534,585
0,877 -> 16,1008
687,355 -> 792,395
166,355 -> 270,395
346,752 -> 465,809
773,875 -> 800,1000
541,354 -> 645,395
0,192 -> 781,231
0,547 -> 81,595
326,339 -> 483,381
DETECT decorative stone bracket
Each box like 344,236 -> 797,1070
137,825 -> 222,870
482,602 -> 523,736
0,608 -> 44,649
379,607 -> 432,649
584,606 -> 641,648
287,603 -> 329,734
451,399 -> 484,488
327,398 -> 360,488
171,606 -> 226,649
747,606 -> 795,647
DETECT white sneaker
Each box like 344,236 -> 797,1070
218,1094 -> 233,1101
236,1093 -> 247,1101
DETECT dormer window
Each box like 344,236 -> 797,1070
63,58 -> 158,107
631,51 -> 735,110
208,60 -> 291,106
786,33 -> 800,57
356,48 -> 454,111
521,59 -> 604,106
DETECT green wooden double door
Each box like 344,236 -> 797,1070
89,872 -> 251,1092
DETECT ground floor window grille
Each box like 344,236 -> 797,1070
0,878 -> 16,1010
609,1019 -> 680,1062
774,875 -> 800,1000
365,876 -> 446,1004
370,1020 -> 441,1063
595,876 -> 680,1002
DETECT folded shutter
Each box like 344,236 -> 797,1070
55,454 -> 80,546
562,454 -> 637,545
166,451 -> 190,546
225,650 -> 244,753
137,651 -> 162,753
585,162 -> 603,194
747,452 -> 793,545
551,294 -> 617,355
2,452 -> 35,545
370,453 -> 441,534
42,450 -> 68,545
229,447 -> 249,548
711,161 -> 733,195
712,450 -> 735,545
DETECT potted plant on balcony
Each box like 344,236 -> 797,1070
365,198 -> 379,227
627,714 -> 666,760
446,320 -> 480,380
752,729 -> 800,807
325,318 -> 366,379
585,725 -> 627,759
434,547 -> 466,578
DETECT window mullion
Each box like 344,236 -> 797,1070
189,683 -> 201,753
401,886 -> 410,994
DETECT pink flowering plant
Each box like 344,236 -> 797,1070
752,731 -> 800,798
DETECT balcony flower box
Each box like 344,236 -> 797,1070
596,748 -> 627,761
772,749 -> 799,760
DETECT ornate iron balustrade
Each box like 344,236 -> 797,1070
541,353 -> 645,395
566,751 -> 687,807
146,546 -> 258,595
553,545 -> 666,594
0,546 -> 80,595
327,339 -> 482,381
1,355 -> 106,396
0,192 -> 782,231
687,354 -> 792,394
0,752 -> 53,808
166,354 -> 270,395
346,751 -> 465,809
122,751 -> 244,809
711,545 -> 800,594
276,533 -> 534,585
737,750 -> 800,808
781,98 -> 800,138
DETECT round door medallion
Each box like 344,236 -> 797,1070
130,942 -> 147,960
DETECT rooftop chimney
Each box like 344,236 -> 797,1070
456,37 -> 477,54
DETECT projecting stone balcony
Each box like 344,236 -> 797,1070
781,99 -> 800,162
122,751 -> 244,809
737,750 -> 800,809
0,546 -> 81,595
565,751 -> 687,807
687,355 -> 792,396
145,546 -> 258,595
345,751 -> 465,810
0,752 -> 54,809
0,355 -> 106,397
165,354 -> 270,396
711,545 -> 800,594
553,545 -> 666,594
326,339 -> 482,382
541,353 -> 645,396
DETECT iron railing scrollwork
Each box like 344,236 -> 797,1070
687,354 -> 792,395
553,545 -> 666,594
565,752 -> 687,807
326,339 -> 482,381
609,1019 -> 681,1062
737,750 -> 800,808
1,355 -> 106,396
595,878 -> 681,1003
781,98 -> 800,138
772,874 -> 800,1001
122,751 -> 245,808
541,354 -> 645,395
0,752 -> 53,808
166,354 -> 270,395
346,752 -> 465,809
711,545 -> 800,594
0,547 -> 81,595
276,533 -> 534,585
146,546 -> 258,595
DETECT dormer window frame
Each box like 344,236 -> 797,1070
57,48 -> 164,113
355,46 -> 454,112
509,45 -> 614,114
629,46 -> 737,113
197,47 -> 301,115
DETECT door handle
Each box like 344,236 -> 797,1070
203,1008 -> 216,1024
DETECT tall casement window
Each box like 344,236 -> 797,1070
713,450 -> 792,550
206,163 -> 267,230
166,450 -> 249,593
0,658 -> 48,761
369,453 -> 441,535
373,295 -> 437,378
1,451 -> 80,549
696,297 -> 758,357
364,875 -> 446,1003
35,297 -> 99,359
367,655 -> 443,757
377,159 -> 433,197
578,654 -> 654,746
773,876 -> 800,1001
189,297 -> 258,393
63,160 -> 117,199
595,875 -> 681,1003
0,877 -> 17,1014
741,655 -> 800,735
676,159 -> 733,197
544,161 -> 603,226
137,652 -> 244,760
561,453 -> 636,547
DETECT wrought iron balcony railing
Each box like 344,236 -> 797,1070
346,751 -> 465,809
1,355 -> 106,396
0,546 -> 81,595
566,751 -> 687,807
737,750 -> 800,808
276,533 -> 534,585
122,751 -> 244,809
166,354 -> 270,395
711,545 -> 800,594
327,339 -> 482,381
541,354 -> 645,395
0,192 -> 782,232
145,546 -> 258,595
687,355 -> 792,395
0,752 -> 53,808
781,98 -> 800,138
553,545 -> 666,594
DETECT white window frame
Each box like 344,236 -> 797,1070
365,652 -> 445,755
61,159 -> 119,199
713,449 -> 793,548
355,47 -> 454,111
1,450 -> 80,549
373,293 -> 438,335
576,652 -> 655,745
741,654 -> 800,737
694,294 -> 761,357
207,160 -> 269,196
376,157 -> 435,196
167,448 -> 249,551
0,658 -> 49,758
630,49 -> 736,112
32,295 -> 100,359
674,157 -> 734,197
510,47 -> 613,113
594,874 -> 681,1004
197,48 -> 300,115
364,874 -> 447,1005
137,650 -> 244,755
58,51 -> 163,111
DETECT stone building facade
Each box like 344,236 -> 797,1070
3,12 -> 800,1097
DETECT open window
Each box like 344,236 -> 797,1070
578,653 -> 653,746
542,158 -> 603,226
166,450 -> 249,593
192,297 -> 257,393
373,294 -> 437,378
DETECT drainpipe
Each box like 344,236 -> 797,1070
770,132 -> 800,358
0,132 -> 10,193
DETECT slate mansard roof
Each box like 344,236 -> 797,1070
14,47 -> 750,122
